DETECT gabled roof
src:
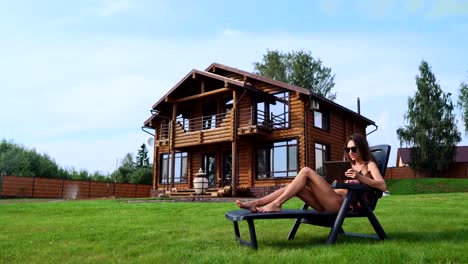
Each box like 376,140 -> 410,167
205,63 -> 310,95
398,146 -> 468,163
145,62 -> 375,127
205,63 -> 374,125
151,69 -> 247,109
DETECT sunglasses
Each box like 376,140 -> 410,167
344,147 -> 357,153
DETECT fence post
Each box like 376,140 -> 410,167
32,176 -> 36,198
135,184 -> 137,198
61,179 -> 65,198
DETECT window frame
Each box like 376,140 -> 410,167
255,138 -> 298,179
159,152 -> 188,184
313,110 -> 330,131
314,142 -> 330,177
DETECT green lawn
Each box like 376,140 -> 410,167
386,178 -> 468,195
1,191 -> 467,263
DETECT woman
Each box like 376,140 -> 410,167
235,133 -> 387,213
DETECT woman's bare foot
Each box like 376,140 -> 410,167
235,200 -> 258,213
257,201 -> 281,213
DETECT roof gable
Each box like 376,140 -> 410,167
145,62 -> 375,127
205,62 -> 374,125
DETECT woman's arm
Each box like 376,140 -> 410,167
356,162 -> 387,192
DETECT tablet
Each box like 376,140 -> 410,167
323,161 -> 351,183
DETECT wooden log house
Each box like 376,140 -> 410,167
143,63 -> 376,197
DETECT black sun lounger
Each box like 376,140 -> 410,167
225,144 -> 391,249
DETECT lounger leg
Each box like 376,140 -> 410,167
287,218 -> 302,240
366,210 -> 387,240
233,221 -> 241,240
247,220 -> 258,249
326,193 -> 353,244
232,220 -> 258,249
287,203 -> 309,240
359,197 -> 387,240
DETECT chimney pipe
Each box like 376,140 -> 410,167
357,97 -> 361,115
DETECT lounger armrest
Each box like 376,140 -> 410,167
331,182 -> 373,191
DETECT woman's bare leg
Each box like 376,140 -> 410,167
236,187 -> 287,212
258,167 -> 343,213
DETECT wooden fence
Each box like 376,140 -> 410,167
386,164 -> 468,179
0,175 -> 151,199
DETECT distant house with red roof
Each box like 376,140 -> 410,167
392,147 -> 468,178
396,147 -> 468,167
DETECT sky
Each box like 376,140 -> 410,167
1,0 -> 468,174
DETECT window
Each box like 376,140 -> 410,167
159,152 -> 188,184
315,143 -> 330,176
314,110 -> 329,131
256,139 -> 298,179
256,92 -> 290,129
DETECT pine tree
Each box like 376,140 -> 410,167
135,144 -> 150,168
397,60 -> 461,176
457,80 -> 468,134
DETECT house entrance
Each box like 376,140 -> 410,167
202,153 -> 216,188
222,152 -> 232,187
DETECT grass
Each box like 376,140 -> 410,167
386,178 -> 468,195
1,189 -> 467,264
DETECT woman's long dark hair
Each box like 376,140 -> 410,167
344,133 -> 374,163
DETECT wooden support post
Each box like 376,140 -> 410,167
232,90 -> 238,196
170,104 -> 177,189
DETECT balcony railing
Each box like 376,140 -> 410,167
157,107 -> 289,145
238,107 -> 288,129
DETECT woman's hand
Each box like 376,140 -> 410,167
345,169 -> 361,179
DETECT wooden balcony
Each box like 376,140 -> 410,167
156,107 -> 283,148
173,110 -> 234,148
237,107 -> 274,137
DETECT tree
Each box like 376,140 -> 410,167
397,60 -> 461,176
110,153 -> 135,183
457,80 -> 468,134
130,167 -> 153,185
135,143 -> 150,168
253,50 -> 336,100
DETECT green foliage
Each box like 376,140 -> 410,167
0,139 -> 152,184
130,167 -> 153,184
110,153 -> 135,183
111,143 -> 154,184
135,143 -> 150,168
0,139 -> 111,181
254,49 -> 336,100
457,80 -> 468,134
397,60 -> 461,177
0,139 -> 62,178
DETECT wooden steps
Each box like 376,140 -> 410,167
168,186 -> 232,198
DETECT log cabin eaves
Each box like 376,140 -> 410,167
144,68 -> 277,127
206,62 -> 375,126
151,69 -> 268,110
206,62 -> 310,95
